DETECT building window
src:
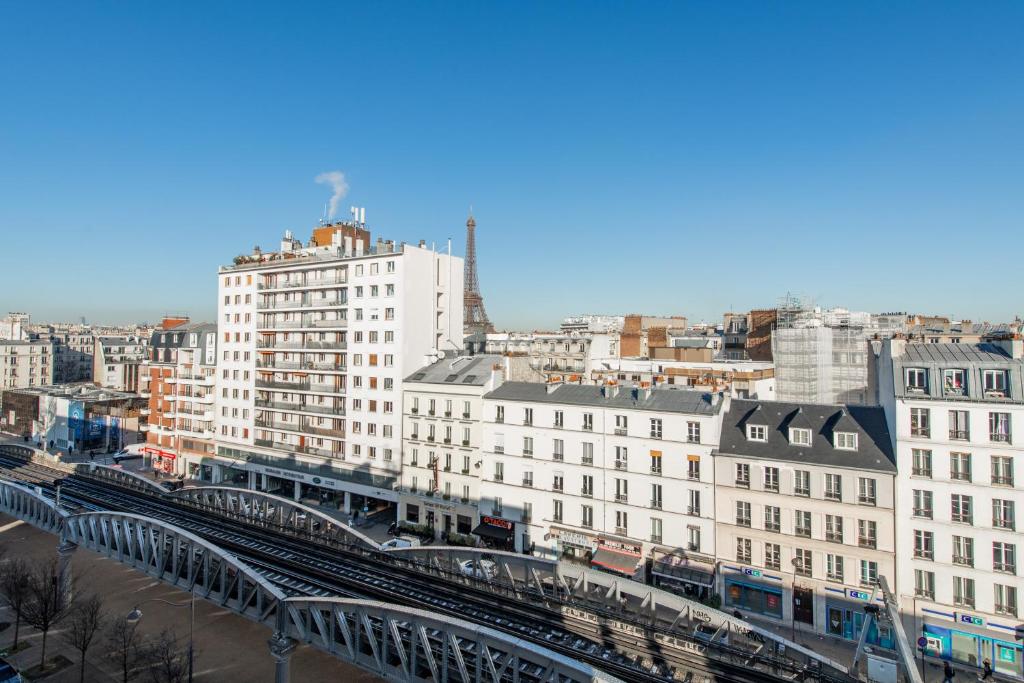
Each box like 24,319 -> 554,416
789,427 -> 811,446
949,452 -> 972,482
824,473 -> 842,501
614,446 -> 628,469
736,538 -> 751,564
911,449 -> 932,477
905,368 -> 928,392
552,499 -> 563,523
860,560 -> 878,587
826,554 -> 844,582
984,370 -> 1009,396
747,424 -> 767,441
914,570 -> 935,599
990,412 -> 1012,443
992,455 -> 1014,486
735,463 -> 750,487
581,442 -> 594,466
993,499 -> 1016,530
948,410 -> 970,441
522,436 -> 533,456
687,526 -> 701,552
794,470 -> 810,496
763,466 -> 779,492
910,408 -> 930,438
835,432 -> 858,450
688,490 -> 701,516
857,520 -> 877,549
951,494 -> 973,524
687,422 -> 701,443
650,418 -> 662,439
795,510 -> 811,538
857,477 -> 877,505
765,543 -> 781,570
952,535 -> 974,567
995,584 -> 1018,617
953,576 -> 975,608
581,505 -> 593,528
794,549 -> 812,577
552,438 -> 564,460
764,505 -> 780,532
736,501 -> 751,527
650,517 -> 662,543
913,489 -> 933,519
553,410 -> 563,428
581,475 -> 593,497
914,530 -> 934,560
825,514 -> 843,543
650,450 -> 662,475
687,456 -> 700,480
994,542 -> 1017,574
523,408 -> 533,426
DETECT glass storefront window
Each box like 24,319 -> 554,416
952,632 -> 980,667
726,581 -> 783,618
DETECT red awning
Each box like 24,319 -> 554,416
591,548 -> 640,576
143,446 -> 175,460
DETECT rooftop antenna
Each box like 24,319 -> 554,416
320,203 -> 327,225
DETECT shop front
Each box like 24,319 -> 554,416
650,548 -> 716,600
923,611 -> 1024,678
548,526 -> 598,561
722,566 -> 785,619
472,515 -> 515,551
824,588 -> 894,649
591,538 -> 642,579
143,446 -> 176,475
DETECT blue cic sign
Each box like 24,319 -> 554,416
742,567 -> 762,578
956,613 -> 986,627
847,589 -> 871,601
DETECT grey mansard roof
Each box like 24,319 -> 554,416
405,354 -> 503,386
891,342 -> 1024,403
717,399 -> 896,472
485,382 -> 722,415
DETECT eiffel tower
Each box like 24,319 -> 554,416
463,212 -> 494,335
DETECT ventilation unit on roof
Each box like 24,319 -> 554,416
444,374 -> 459,382
412,373 -> 426,380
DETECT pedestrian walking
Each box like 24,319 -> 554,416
980,658 -> 993,680
943,661 -> 955,682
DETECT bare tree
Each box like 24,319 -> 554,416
0,557 -> 31,650
20,558 -> 72,670
65,593 -> 107,683
145,628 -> 188,683
107,616 -> 146,683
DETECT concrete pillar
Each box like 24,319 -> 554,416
248,471 -> 257,490
267,631 -> 297,683
343,491 -> 351,515
261,473 -> 268,491
293,481 -> 301,502
57,537 -> 78,609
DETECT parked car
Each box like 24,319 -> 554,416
381,536 -> 421,550
0,658 -> 23,683
458,558 -> 498,580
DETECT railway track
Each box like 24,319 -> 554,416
0,452 -> 846,683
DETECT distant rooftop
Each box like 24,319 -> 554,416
4,382 -> 140,402
485,381 -> 722,415
900,342 -> 1013,364
405,354 -> 503,386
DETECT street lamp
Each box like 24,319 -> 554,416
125,590 -> 195,683
790,557 -> 801,643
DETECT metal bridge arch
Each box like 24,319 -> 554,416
62,511 -> 288,626
165,486 -> 381,551
282,597 -> 624,683
74,463 -> 168,495
0,479 -> 69,533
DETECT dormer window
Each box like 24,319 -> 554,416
943,369 -> 966,395
984,370 -> 1009,397
906,368 -> 928,393
789,428 -> 812,446
747,424 -> 767,442
835,432 -> 858,450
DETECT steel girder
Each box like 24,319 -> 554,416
75,463 -> 168,495
282,597 -> 624,683
0,479 -> 68,533
62,511 -> 288,626
165,486 -> 380,551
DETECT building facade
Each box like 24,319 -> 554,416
714,399 -> 897,646
398,353 -> 504,540
0,340 -> 54,399
204,223 -> 463,518
478,382 -> 722,594
879,338 -> 1024,678
138,321 -> 218,475
92,336 -> 145,392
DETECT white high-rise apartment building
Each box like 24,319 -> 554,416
879,337 -> 1024,678
212,222 -> 463,514
478,382 -> 722,591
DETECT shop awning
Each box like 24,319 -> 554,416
472,523 -> 512,542
591,548 -> 640,576
651,551 -> 716,587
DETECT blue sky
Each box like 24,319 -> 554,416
1,2 -> 1021,329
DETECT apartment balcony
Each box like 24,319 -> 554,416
256,418 -> 345,439
614,493 -> 628,503
256,338 -> 347,351
255,399 -> 345,417
258,297 -> 346,311
991,432 -> 1012,444
614,527 -> 627,536
138,389 -> 151,398
139,407 -> 151,416
258,317 -> 348,331
253,438 -> 338,459
256,378 -> 311,391
614,461 -> 627,471
650,499 -> 662,510
949,430 -> 970,441
257,275 -> 348,291
256,359 -> 347,373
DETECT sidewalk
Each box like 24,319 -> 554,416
0,514 -> 380,682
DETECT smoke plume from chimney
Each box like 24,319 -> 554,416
315,170 -> 349,219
